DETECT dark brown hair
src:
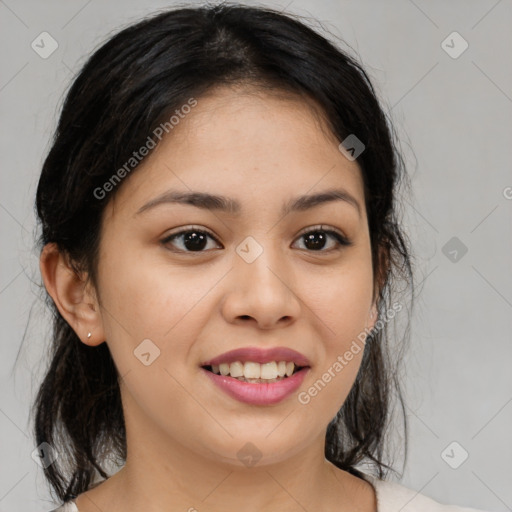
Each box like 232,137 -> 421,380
32,2 -> 415,504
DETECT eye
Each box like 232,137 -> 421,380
161,226 -> 221,253
160,224 -> 352,254
292,225 -> 352,253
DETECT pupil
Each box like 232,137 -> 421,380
184,231 -> 207,251
304,232 -> 326,250
183,231 -> 327,251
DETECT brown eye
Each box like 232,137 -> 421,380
293,226 -> 352,252
161,227 -> 221,253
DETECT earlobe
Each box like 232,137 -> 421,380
39,243 -> 105,346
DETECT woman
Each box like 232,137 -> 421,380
33,3 -> 486,511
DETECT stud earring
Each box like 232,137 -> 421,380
87,332 -> 92,339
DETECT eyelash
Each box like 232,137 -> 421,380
160,224 -> 352,254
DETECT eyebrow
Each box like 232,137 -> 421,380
135,188 -> 362,218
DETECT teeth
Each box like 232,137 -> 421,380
260,361 -> 278,379
209,360 -> 300,380
229,361 -> 244,378
244,361 -> 261,379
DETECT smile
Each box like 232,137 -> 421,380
200,365 -> 310,405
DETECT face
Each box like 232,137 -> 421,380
92,86 -> 378,468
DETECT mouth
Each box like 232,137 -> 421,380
201,362 -> 308,384
200,363 -> 311,405
199,346 -> 311,404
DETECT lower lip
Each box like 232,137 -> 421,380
201,367 -> 310,405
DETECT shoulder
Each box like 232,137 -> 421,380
361,473 -> 489,512
48,501 -> 79,512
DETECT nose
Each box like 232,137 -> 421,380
220,239 -> 301,329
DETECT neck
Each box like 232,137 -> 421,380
77,389 -> 375,512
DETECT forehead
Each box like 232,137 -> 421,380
106,85 -> 365,220
172,84 -> 340,150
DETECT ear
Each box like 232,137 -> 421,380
367,240 -> 389,332
39,242 -> 105,346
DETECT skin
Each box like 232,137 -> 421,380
40,85 -> 382,512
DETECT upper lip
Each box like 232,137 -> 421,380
201,347 -> 311,367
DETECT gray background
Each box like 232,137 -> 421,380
1,0 -> 511,510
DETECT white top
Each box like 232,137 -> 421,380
363,474 -> 487,511
49,473 -> 488,511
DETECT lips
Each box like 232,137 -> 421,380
199,346 -> 311,405
200,346 -> 311,367
200,366 -> 311,405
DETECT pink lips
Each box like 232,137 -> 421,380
200,366 -> 310,405
200,346 -> 311,367
200,346 -> 311,405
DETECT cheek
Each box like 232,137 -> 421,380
98,243 -> 217,344
98,255 -> 212,441
119,360 -> 215,459
298,354 -> 363,426
97,248 -> 225,424
295,264 -> 372,413
302,262 -> 374,339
